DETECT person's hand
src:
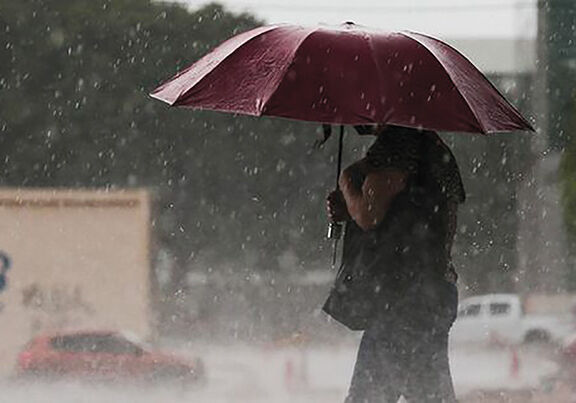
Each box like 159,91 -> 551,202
326,189 -> 350,222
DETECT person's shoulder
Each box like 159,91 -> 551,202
364,168 -> 407,183
421,131 -> 466,203
365,127 -> 421,172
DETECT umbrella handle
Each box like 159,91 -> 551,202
327,125 -> 345,241
328,126 -> 345,267
327,125 -> 344,267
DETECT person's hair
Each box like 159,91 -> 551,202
353,125 -> 377,135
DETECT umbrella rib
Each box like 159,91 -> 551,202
406,32 -> 534,132
399,31 -> 488,134
260,28 -> 319,116
153,25 -> 281,107
364,33 -> 384,123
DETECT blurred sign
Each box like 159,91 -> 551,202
0,251 -> 12,293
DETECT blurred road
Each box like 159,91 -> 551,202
0,343 -> 567,403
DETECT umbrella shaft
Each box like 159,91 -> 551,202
332,238 -> 340,268
328,125 -> 345,266
335,125 -> 344,190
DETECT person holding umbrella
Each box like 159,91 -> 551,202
327,124 -> 464,402
151,21 -> 533,403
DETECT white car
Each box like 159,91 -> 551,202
450,293 -> 574,346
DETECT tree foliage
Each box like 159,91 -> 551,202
0,0 -> 338,290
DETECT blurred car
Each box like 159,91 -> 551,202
16,330 -> 205,384
450,294 -> 574,346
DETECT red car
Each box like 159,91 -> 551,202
16,330 -> 205,384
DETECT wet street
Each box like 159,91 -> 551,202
1,343 -> 564,403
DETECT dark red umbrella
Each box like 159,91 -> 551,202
150,22 -> 533,134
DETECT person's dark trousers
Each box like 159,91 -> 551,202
345,282 -> 458,403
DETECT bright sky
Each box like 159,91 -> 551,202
178,0 -> 538,39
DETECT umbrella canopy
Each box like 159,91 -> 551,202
150,22 -> 533,134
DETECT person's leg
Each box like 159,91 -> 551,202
401,281 -> 458,402
345,280 -> 458,403
402,329 -> 457,403
345,328 -> 403,403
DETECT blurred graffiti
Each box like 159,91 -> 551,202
22,284 -> 94,314
21,284 -> 94,331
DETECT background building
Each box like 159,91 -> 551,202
0,189 -> 151,374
